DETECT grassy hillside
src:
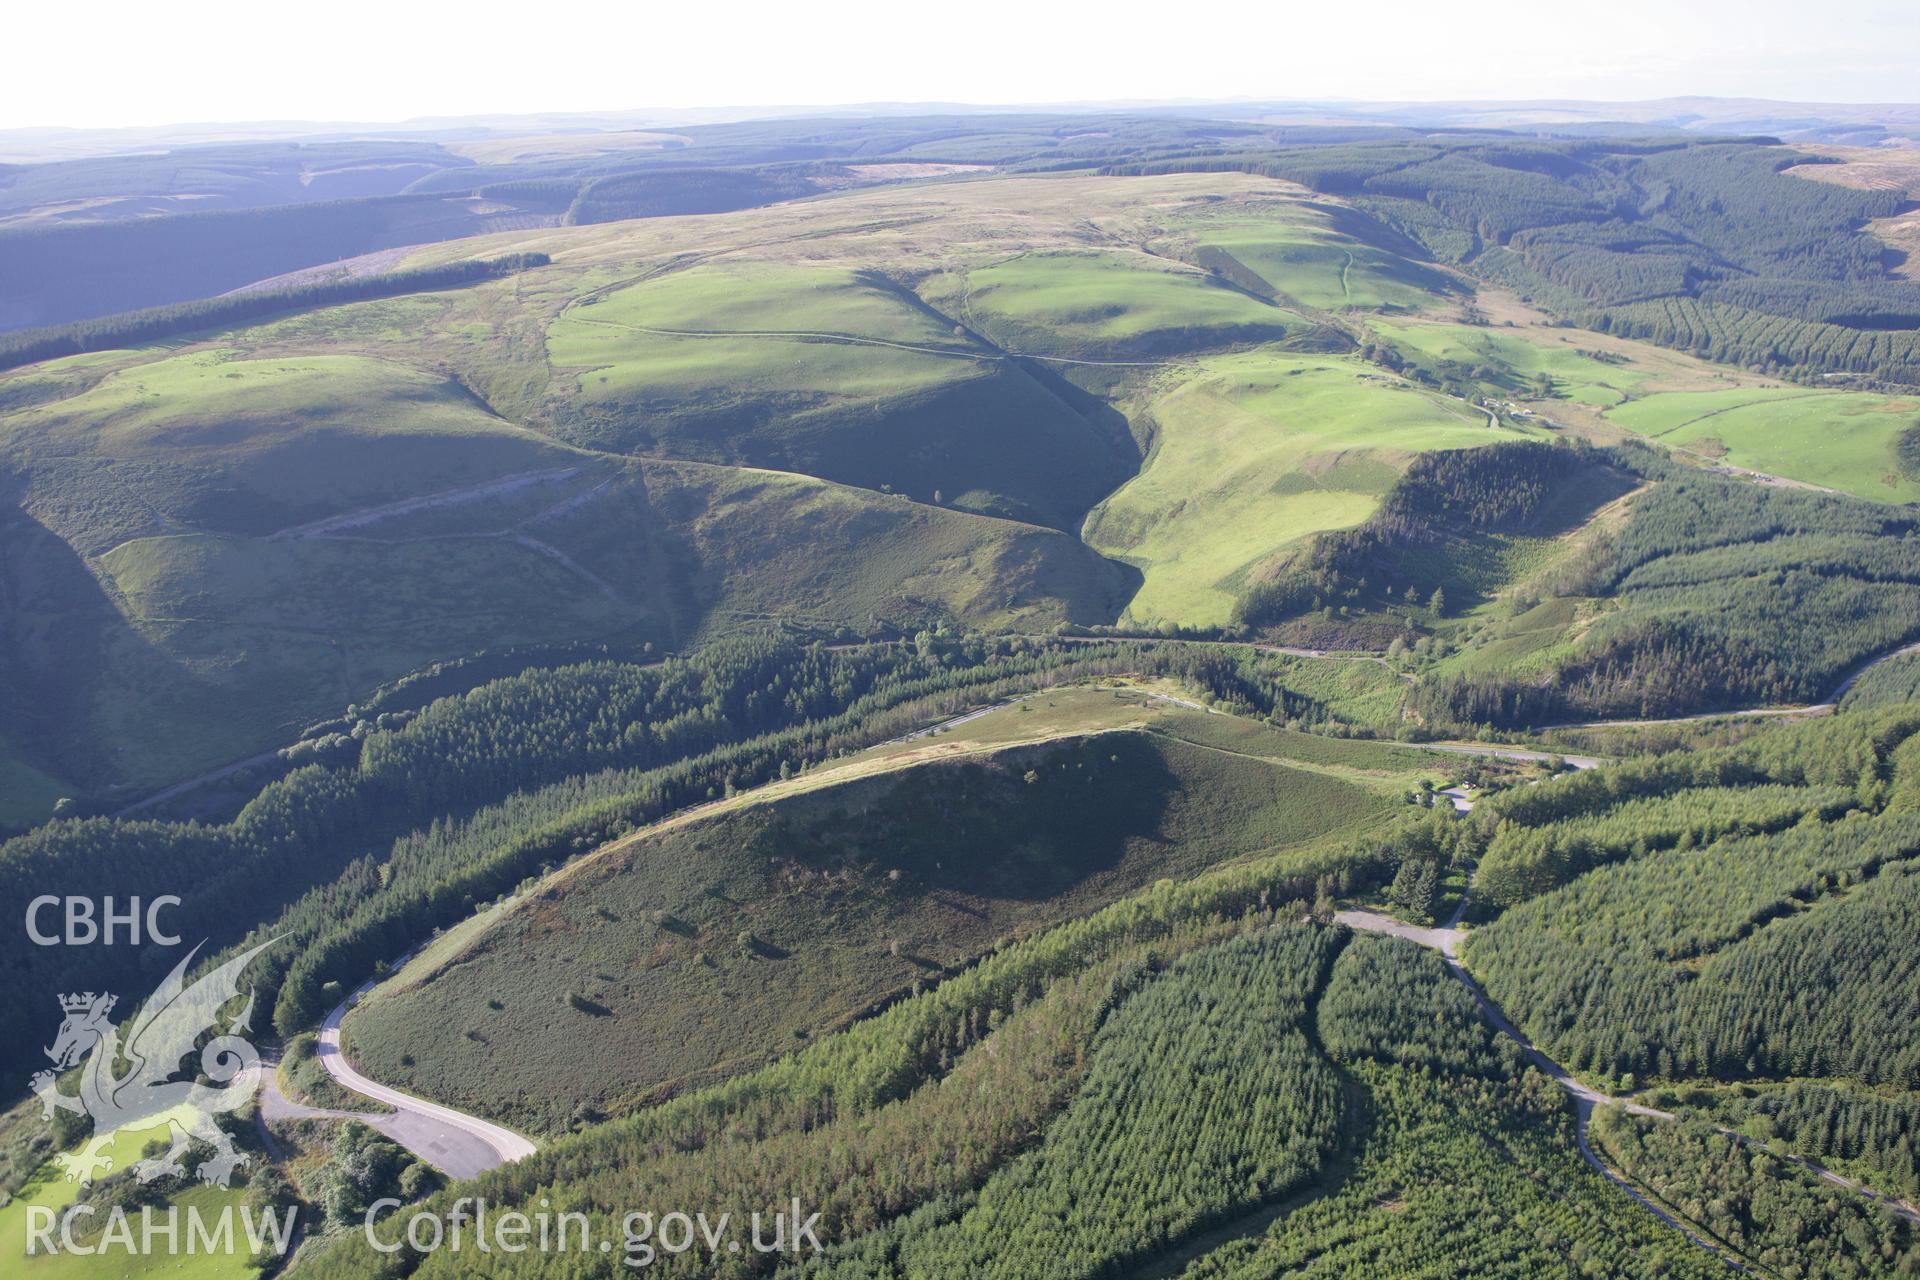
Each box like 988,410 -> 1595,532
1162,200 -> 1464,311
0,347 -> 573,547
1,442 -> 1128,797
1372,318 -> 1658,408
919,248 -> 1305,358
1085,353 -> 1519,626
342,717 -> 1395,1133
1235,439 -> 1640,632
1119,137 -> 1920,385
1363,306 -> 1920,502
1605,386 -> 1920,502
8,163 -> 1909,799
1238,437 -> 1920,723
544,265 -> 1128,526
1,172 -> 1370,797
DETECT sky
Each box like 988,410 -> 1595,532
8,0 -> 1920,131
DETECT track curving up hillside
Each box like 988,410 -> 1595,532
1333,787 -> 1748,1267
317,976 -> 537,1179
1337,779 -> 1918,1266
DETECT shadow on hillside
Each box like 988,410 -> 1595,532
0,476 -> 148,793
777,733 -> 1182,903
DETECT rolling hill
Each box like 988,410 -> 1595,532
11,109 -> 1920,1280
4,149 -> 1917,809
0,170 -> 1479,802
339,692 -> 1415,1133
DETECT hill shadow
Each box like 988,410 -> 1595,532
773,733 -> 1182,903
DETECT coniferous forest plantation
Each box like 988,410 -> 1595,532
6,76 -> 1920,1280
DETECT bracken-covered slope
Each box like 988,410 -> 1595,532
342,709 -> 1400,1133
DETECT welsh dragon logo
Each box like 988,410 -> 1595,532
31,941 -> 271,1188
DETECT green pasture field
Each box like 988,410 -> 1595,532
1085,352 -> 1521,626
0,1105 -> 256,1280
0,348 -> 572,546
563,263 -> 971,346
1367,318 -> 1920,500
1369,320 -> 1656,408
1148,708 -> 1432,787
921,249 -> 1302,357
1165,203 -> 1460,311
543,265 -> 1124,525
1606,387 -> 1920,501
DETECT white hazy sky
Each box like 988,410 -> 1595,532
9,0 -> 1920,130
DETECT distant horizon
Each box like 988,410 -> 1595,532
6,90 -> 1920,132
4,91 -> 1919,164
10,0 -> 1920,135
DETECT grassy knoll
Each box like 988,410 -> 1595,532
921,249 -> 1304,358
1606,386 -> 1920,501
51,458 -> 1126,792
0,348 -> 573,551
367,683 -> 1195,1001
544,266 -> 1124,526
1163,200 -> 1461,311
89,530 -> 640,784
871,682 -> 1179,750
831,681 -> 1432,788
343,724 -> 1392,1133
1085,353 -> 1516,626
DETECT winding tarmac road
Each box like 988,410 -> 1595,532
316,977 -> 537,1179
273,686 -> 1920,1255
